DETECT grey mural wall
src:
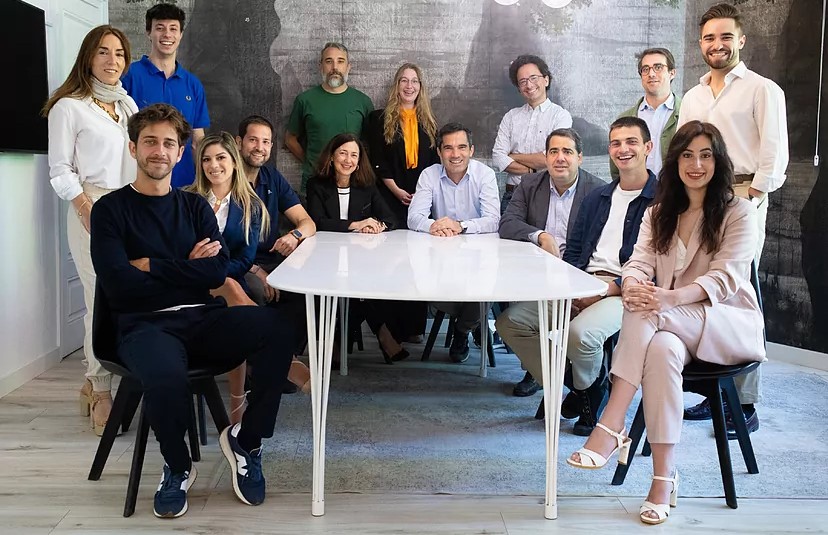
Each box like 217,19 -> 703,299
109,0 -> 824,354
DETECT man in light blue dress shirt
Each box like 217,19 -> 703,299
610,47 -> 682,179
408,123 -> 500,362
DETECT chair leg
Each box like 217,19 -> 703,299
641,439 -> 652,457
188,394 -> 201,463
709,382 -> 738,509
422,310 -> 446,361
535,396 -> 544,420
612,401 -> 646,485
444,317 -> 456,348
487,330 -> 496,368
721,378 -> 759,474
120,387 -> 142,434
89,381 -> 139,481
197,394 -> 208,445
199,378 -> 231,434
124,400 -> 150,518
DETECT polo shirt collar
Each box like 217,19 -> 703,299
140,55 -> 181,78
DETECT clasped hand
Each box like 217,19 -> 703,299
429,217 -> 461,237
350,217 -> 386,234
622,280 -> 677,318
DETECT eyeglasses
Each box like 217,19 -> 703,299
639,63 -> 668,76
517,74 -> 545,88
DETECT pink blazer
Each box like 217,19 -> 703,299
623,197 -> 766,365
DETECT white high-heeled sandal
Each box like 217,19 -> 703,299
566,422 -> 632,469
640,471 -> 679,525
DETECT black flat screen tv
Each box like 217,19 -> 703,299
2,0 -> 49,154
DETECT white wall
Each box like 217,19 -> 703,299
0,0 -> 69,397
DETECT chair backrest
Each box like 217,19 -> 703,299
92,282 -> 119,365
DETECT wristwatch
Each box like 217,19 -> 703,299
290,229 -> 303,241
458,221 -> 468,234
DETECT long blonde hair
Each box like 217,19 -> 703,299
188,132 -> 270,244
382,63 -> 437,148
41,25 -> 131,116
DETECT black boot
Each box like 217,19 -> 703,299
572,370 -> 608,436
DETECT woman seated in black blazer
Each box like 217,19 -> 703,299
306,133 -> 408,363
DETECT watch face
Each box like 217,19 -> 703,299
291,230 -> 302,239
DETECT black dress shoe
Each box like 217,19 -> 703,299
726,409 -> 759,440
282,380 -> 298,394
513,372 -> 540,397
449,330 -> 470,363
560,391 -> 579,419
572,374 -> 608,436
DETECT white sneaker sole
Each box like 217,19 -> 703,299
219,427 -> 254,506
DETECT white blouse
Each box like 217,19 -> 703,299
337,187 -> 350,220
47,96 -> 137,201
208,191 -> 232,233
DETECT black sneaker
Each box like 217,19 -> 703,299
153,464 -> 197,518
513,372 -> 541,397
448,329 -> 470,363
572,375 -> 608,436
683,398 -> 713,420
220,424 -> 266,505
726,408 -> 759,440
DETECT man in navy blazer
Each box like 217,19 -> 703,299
498,128 -> 605,397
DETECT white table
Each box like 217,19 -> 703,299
267,230 -> 607,519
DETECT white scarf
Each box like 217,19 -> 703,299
90,76 -> 139,118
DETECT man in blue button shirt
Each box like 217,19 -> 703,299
408,123 -> 500,363
235,115 -> 316,306
122,3 -> 210,188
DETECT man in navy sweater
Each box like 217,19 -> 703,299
90,104 -> 295,518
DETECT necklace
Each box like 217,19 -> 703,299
92,97 -> 120,123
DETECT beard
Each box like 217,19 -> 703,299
242,151 -> 267,169
324,71 -> 348,88
704,48 -> 738,70
137,157 -> 174,181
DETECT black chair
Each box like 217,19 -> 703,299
422,309 -> 496,367
87,284 -> 235,517
610,263 -> 764,509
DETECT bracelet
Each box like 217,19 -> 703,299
76,198 -> 91,217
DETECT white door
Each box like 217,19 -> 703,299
48,0 -> 109,357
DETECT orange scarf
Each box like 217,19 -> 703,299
400,108 -> 419,169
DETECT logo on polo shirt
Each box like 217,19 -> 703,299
186,96 -> 192,101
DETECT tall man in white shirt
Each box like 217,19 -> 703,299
492,55 -> 573,214
497,117 -> 657,436
678,3 -> 789,436
408,123 -> 500,362
611,47 -> 682,179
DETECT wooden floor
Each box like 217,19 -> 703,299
2,352 -> 826,534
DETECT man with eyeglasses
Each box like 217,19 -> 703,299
492,54 -> 572,396
677,2 -> 788,439
493,55 -> 572,216
610,47 -> 681,179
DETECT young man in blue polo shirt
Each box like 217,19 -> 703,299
122,3 -> 209,188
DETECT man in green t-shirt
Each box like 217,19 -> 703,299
285,42 -> 374,191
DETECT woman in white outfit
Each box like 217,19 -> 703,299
42,25 -> 138,435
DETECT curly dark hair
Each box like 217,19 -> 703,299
507,54 -> 551,88
650,120 -> 736,255
145,3 -> 186,31
127,103 -> 192,146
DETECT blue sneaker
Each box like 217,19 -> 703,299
153,464 -> 197,518
220,423 -> 265,505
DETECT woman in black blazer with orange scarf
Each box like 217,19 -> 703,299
306,133 -> 407,363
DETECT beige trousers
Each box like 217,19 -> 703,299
609,304 -> 707,444
731,182 -> 767,404
66,183 -> 116,391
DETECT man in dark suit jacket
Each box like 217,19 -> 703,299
498,128 -> 605,396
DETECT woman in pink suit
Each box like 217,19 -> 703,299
567,121 -> 766,526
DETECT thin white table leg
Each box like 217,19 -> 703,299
538,298 -> 572,520
307,294 -> 338,516
479,302 -> 489,378
339,297 -> 349,376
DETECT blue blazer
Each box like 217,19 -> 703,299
223,199 -> 261,286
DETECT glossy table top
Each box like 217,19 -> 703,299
267,230 -> 607,302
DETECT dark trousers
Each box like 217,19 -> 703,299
117,302 -> 296,473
